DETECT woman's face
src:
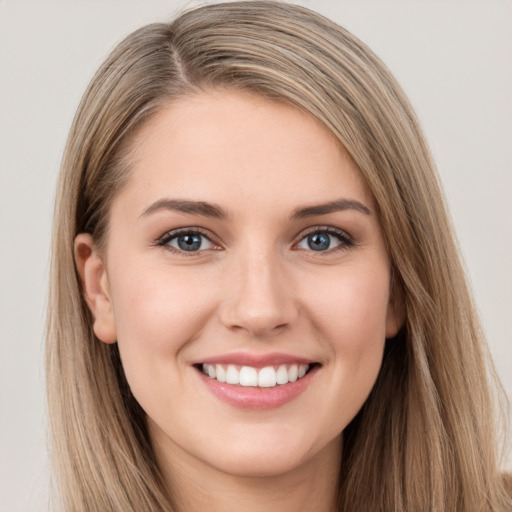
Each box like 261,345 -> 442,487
78,91 -> 399,479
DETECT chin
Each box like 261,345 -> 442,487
201,432 -> 323,479
210,451 -> 307,479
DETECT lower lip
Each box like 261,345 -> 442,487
196,366 -> 319,410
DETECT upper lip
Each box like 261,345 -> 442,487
193,352 -> 316,368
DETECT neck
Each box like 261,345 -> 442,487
153,433 -> 342,512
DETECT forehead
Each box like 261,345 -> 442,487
116,90 -> 372,217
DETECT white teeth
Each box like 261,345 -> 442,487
239,366 -> 258,386
200,363 -> 311,387
226,364 -> 240,384
258,366 -> 277,387
215,364 -> 226,383
276,365 -> 289,384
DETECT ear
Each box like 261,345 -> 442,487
74,233 -> 117,344
385,276 -> 405,339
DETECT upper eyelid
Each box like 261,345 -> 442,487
156,225 -> 353,248
292,227 -> 354,255
156,228 -> 223,254
295,225 -> 352,242
158,227 -> 215,243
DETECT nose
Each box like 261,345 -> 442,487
219,248 -> 298,337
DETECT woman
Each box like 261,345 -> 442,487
46,1 -> 511,510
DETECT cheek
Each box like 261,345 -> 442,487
297,267 -> 390,434
107,261 -> 223,424
303,264 -> 390,352
108,261 -> 218,366
305,264 -> 389,391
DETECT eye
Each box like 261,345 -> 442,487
296,228 -> 352,252
158,230 -> 217,253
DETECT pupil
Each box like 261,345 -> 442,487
308,233 -> 330,251
178,234 -> 201,251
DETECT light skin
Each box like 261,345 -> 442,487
75,91 -> 401,512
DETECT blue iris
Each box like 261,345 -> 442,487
307,232 -> 331,251
177,233 -> 202,251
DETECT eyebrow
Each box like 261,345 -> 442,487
140,197 -> 371,220
141,199 -> 228,219
291,198 -> 371,218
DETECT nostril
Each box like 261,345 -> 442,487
218,273 -> 298,336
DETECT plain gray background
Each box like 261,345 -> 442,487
1,1 -> 511,510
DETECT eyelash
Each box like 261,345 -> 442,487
297,226 -> 354,254
155,226 -> 354,255
156,228 -> 219,256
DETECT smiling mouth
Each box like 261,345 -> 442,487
195,363 -> 318,388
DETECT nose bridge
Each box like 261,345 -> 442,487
221,242 -> 296,336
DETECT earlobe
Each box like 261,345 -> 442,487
385,283 -> 405,339
74,233 -> 117,344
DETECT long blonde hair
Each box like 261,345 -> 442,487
47,2 -> 511,510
